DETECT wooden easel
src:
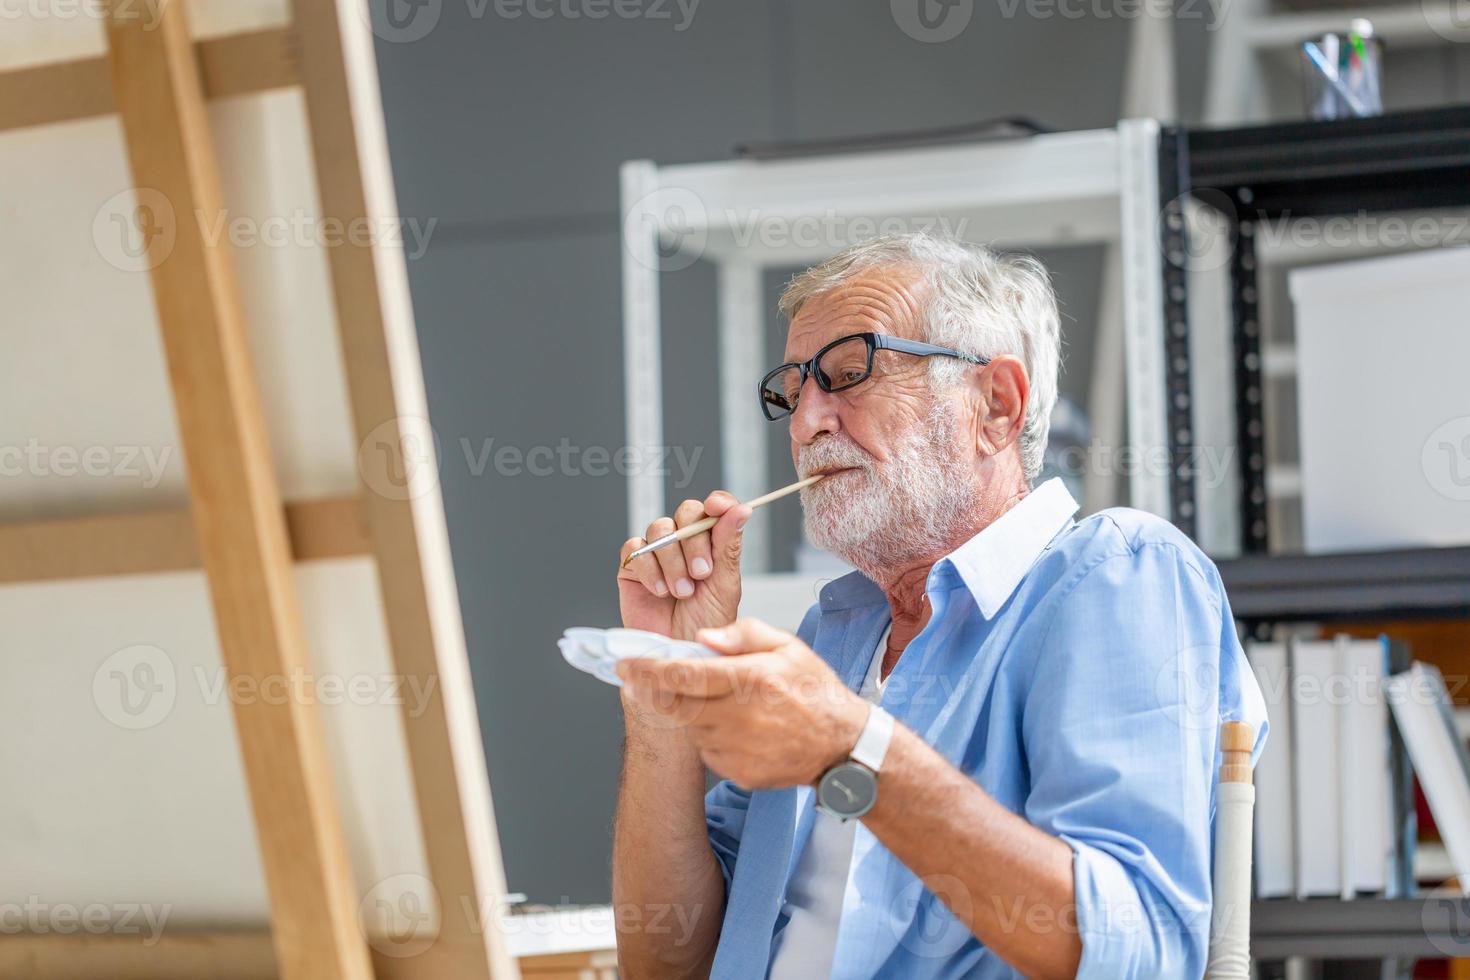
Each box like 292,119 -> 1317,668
0,2 -> 518,978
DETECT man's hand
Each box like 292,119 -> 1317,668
618,491 -> 753,643
617,618 -> 870,789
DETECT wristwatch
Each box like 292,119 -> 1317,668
815,704 -> 895,821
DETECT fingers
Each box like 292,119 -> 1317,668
619,653 -> 771,699
673,498 -> 714,583
702,489 -> 738,518
698,617 -> 793,656
616,490 -> 746,599
642,516 -> 694,599
619,534 -> 669,599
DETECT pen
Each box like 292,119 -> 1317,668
620,473 -> 825,568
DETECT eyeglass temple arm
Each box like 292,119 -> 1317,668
873,334 -> 989,364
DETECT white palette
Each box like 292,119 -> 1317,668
558,628 -> 716,687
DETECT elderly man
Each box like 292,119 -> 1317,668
611,233 -> 1265,979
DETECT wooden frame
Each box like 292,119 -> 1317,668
102,1 -> 373,977
290,0 -> 519,976
3,1 -> 522,977
0,932 -> 609,980
0,28 -> 298,134
0,496 -> 368,585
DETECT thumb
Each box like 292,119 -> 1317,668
698,617 -> 792,656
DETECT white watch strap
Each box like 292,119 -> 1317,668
850,704 -> 894,772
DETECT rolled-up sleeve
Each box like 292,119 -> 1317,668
1022,542 -> 1230,979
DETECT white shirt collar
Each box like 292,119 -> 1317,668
940,477 -> 1080,619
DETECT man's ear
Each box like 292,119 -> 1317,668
972,356 -> 1029,457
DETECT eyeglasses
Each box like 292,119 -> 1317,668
758,332 -> 987,421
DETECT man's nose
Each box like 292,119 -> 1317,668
788,377 -> 840,445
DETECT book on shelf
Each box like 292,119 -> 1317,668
1385,662 -> 1470,886
1247,634 -> 1413,900
1248,641 -> 1294,899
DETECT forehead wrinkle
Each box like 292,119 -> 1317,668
784,272 -> 928,361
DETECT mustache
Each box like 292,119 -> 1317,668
797,438 -> 874,478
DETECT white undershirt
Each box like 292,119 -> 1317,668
767,623 -> 891,979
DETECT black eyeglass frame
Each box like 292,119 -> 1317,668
758,331 -> 988,421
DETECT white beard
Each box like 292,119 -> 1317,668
798,400 -> 980,580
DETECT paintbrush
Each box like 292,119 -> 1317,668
620,474 -> 825,568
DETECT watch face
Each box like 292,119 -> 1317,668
817,763 -> 878,819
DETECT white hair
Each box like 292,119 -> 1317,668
778,232 -> 1061,483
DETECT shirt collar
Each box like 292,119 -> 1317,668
816,478 -> 1080,616
941,477 -> 1079,619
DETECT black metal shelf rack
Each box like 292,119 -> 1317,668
1217,544 -> 1470,631
1157,105 -> 1470,557
1253,896 -> 1470,961
1153,107 -> 1470,973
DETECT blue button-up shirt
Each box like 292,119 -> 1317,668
704,479 -> 1267,978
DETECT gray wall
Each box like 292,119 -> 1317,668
372,0 -> 1136,904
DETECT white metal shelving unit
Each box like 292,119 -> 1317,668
619,120 -> 1171,601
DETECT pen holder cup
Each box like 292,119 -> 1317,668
1301,29 -> 1383,120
